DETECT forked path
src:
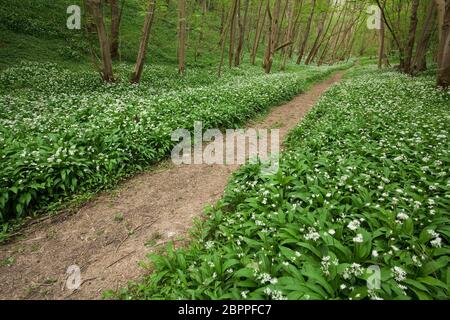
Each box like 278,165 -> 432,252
0,72 -> 344,300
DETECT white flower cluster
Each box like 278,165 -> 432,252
391,266 -> 407,282
347,219 -> 361,231
263,287 -> 287,300
255,272 -> 278,285
321,255 -> 339,276
427,229 -> 442,248
342,263 -> 365,280
303,227 -> 321,241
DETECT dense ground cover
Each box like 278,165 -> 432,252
0,61 -> 352,223
112,66 -> 449,300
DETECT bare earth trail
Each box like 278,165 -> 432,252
0,72 -> 344,300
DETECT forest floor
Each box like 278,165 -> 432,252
0,71 -> 344,300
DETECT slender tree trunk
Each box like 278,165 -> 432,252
280,0 -> 295,70
218,4 -> 232,76
319,2 -> 348,65
263,1 -> 272,72
88,0 -> 114,82
245,1 -> 253,52
130,0 -> 156,83
276,0 -> 289,48
404,0 -> 420,74
296,0 -> 316,64
289,0 -> 303,58
378,14 -> 386,69
110,0 -> 120,59
229,0 -> 239,67
330,2 -> 348,63
235,0 -> 249,66
343,19 -> 362,62
263,0 -> 282,73
251,0 -> 266,65
178,0 -> 186,74
305,9 -> 329,65
317,37 -> 331,65
234,0 -> 242,66
336,9 -> 363,61
309,2 -> 335,64
414,2 -> 437,72
376,0 -> 406,71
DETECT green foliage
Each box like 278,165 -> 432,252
112,66 -> 449,300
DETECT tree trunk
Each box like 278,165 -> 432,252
435,0 -> 450,88
263,0 -> 282,73
289,0 -> 303,59
178,0 -> 186,74
280,0 -> 295,70
130,0 -> 156,83
318,2 -> 348,65
413,1 -> 437,72
296,0 -> 316,64
218,3 -> 232,76
88,0 -> 114,82
330,1 -> 349,63
376,0 -> 406,71
378,14 -> 386,69
245,1 -> 253,52
276,0 -> 289,48
235,0 -> 248,66
305,9 -> 329,65
250,0 -> 266,65
229,0 -> 239,67
308,1 -> 335,64
239,0 -> 250,62
404,0 -> 420,74
110,0 -> 120,59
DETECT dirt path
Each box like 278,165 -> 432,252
0,72 -> 344,300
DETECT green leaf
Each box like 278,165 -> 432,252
416,276 -> 448,290
421,257 -> 448,276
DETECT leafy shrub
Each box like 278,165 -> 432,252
112,67 -> 449,300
